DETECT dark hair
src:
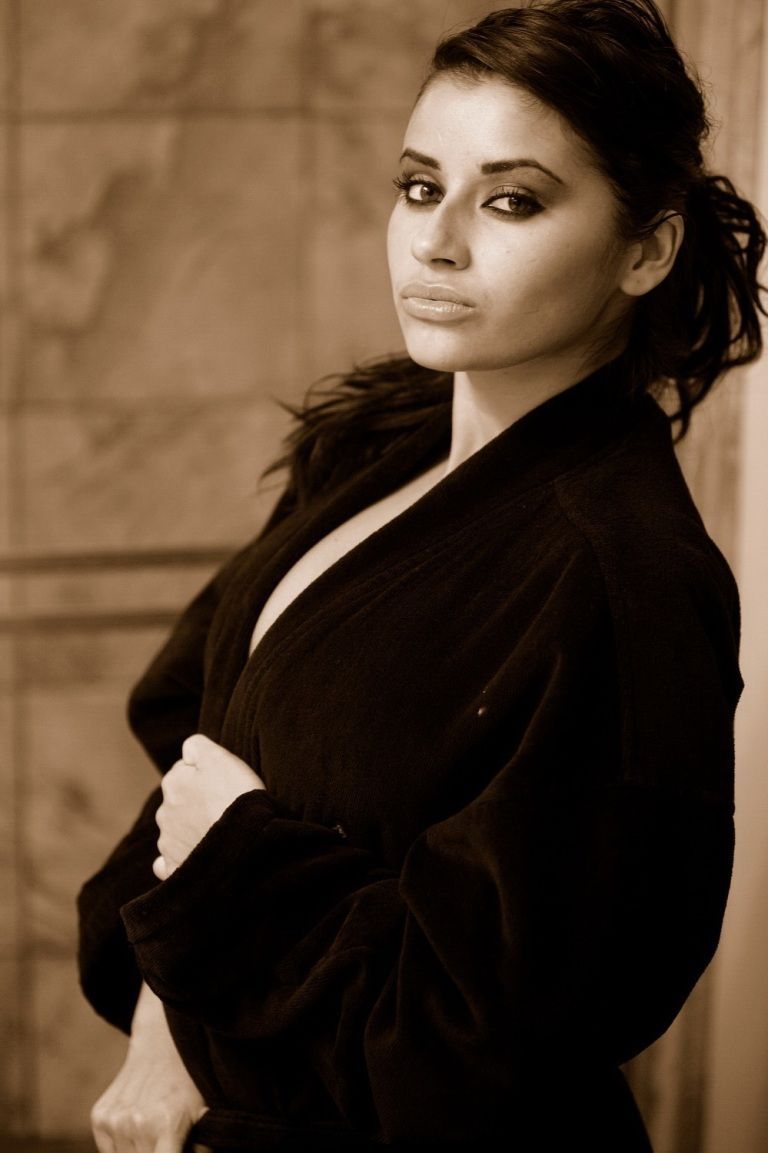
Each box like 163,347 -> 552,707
263,0 -> 766,508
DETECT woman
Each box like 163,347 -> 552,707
78,1 -> 765,1150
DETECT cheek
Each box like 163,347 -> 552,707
491,223 -> 620,311
552,212 -> 625,279
386,211 -> 400,272
386,208 -> 413,276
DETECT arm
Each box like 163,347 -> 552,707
76,554 -> 232,1035
90,980 -> 208,1153
78,787 -> 163,1034
77,481 -> 297,1033
120,549 -> 741,1144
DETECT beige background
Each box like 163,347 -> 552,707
0,2 -> 765,1151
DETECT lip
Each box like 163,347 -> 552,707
399,281 -> 476,322
400,282 -> 475,306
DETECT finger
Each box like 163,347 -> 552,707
91,1100 -> 118,1153
183,733 -> 239,772
161,764 -> 187,801
181,734 -> 206,765
92,1117 -> 125,1153
152,855 -> 169,881
158,828 -> 189,867
91,1127 -> 117,1153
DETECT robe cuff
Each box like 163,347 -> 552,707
120,788 -> 278,945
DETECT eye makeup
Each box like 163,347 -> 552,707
391,173 -> 544,219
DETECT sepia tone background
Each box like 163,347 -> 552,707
0,2 -> 766,1150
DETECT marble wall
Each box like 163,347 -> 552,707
0,0 -> 759,1148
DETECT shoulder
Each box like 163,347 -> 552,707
549,398 -> 742,795
553,397 -> 740,627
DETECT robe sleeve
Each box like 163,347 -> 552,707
76,481 -> 297,1034
118,538 -> 742,1142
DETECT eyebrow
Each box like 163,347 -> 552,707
398,148 -> 565,185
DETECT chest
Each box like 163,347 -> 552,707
249,457 -> 448,657
223,487 -> 611,869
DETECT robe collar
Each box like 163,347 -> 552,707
202,356 -> 667,741
377,354 -> 664,517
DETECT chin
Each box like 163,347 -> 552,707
402,340 -> 509,375
400,332 -> 477,373
406,350 -> 463,372
399,319 -> 524,374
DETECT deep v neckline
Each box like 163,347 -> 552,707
247,452 -> 451,662
241,412 -> 454,672
204,357 -> 645,741
236,359 -> 643,675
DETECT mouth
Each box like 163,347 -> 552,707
400,281 -> 476,321
401,282 -> 475,306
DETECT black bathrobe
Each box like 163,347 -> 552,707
77,362 -> 742,1152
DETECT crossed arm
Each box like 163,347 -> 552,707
90,735 -> 264,1153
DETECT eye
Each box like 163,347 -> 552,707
483,188 -> 543,218
392,174 -> 442,206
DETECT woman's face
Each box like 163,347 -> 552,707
386,74 -> 635,379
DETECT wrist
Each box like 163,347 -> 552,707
128,982 -> 176,1054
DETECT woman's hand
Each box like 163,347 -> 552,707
90,981 -> 209,1153
153,734 -> 266,881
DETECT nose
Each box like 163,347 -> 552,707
410,202 -> 470,269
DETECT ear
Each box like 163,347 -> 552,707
619,212 -> 685,297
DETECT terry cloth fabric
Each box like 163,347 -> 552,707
77,359 -> 742,1151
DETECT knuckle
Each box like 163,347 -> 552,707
135,1105 -> 177,1137
163,762 -> 182,792
182,735 -> 201,763
115,1108 -> 137,1135
163,763 -> 191,802
94,1109 -> 122,1137
129,1107 -> 149,1132
90,1104 -> 106,1129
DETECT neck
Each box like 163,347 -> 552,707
440,351 -> 619,477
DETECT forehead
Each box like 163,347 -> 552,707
405,73 -> 591,175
